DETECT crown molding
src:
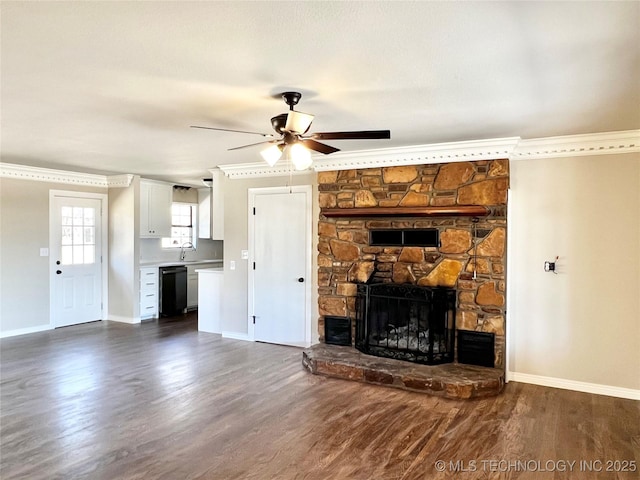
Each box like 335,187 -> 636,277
0,162 -> 109,187
0,163 -> 139,188
217,137 -> 520,178
312,137 -> 520,172
511,130 -> 640,160
106,174 -> 134,187
218,130 -> 639,178
217,161 -> 315,179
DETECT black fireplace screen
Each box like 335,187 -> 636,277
355,283 -> 456,365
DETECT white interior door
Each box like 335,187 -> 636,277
251,186 -> 311,347
51,195 -> 103,327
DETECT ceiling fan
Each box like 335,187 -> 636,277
191,91 -> 391,170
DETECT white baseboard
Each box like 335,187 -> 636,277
508,371 -> 640,400
222,331 -> 251,341
0,324 -> 52,338
107,315 -> 141,324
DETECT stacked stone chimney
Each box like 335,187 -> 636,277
317,160 -> 508,368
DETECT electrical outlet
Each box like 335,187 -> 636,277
230,260 -> 236,270
40,248 -> 49,257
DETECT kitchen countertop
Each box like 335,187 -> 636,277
139,259 -> 223,268
195,267 -> 223,273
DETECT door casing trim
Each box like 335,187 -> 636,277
247,185 -> 312,346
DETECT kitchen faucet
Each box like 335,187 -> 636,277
180,242 -> 195,261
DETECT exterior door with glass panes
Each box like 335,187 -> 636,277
51,196 -> 103,327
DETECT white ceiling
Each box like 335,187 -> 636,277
2,1 -> 639,185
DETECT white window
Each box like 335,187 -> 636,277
162,203 -> 197,248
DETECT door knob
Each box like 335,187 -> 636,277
56,270 -> 62,275
56,260 -> 61,265
298,277 -> 304,283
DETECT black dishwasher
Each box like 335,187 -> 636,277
159,266 -> 187,316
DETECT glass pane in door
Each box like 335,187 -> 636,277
60,206 -> 96,265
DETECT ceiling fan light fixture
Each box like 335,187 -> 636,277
260,144 -> 283,167
285,110 -> 315,134
192,91 -> 390,165
289,143 -> 313,171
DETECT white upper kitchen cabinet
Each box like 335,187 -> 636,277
197,187 -> 211,239
210,170 -> 224,240
198,170 -> 224,240
140,179 -> 172,238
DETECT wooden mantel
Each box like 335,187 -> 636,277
320,206 -> 490,218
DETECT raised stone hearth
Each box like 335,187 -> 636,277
302,344 -> 505,399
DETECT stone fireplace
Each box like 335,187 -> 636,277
317,160 -> 508,369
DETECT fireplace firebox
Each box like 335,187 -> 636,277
355,283 -> 456,365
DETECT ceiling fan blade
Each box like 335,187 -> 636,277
285,110 -> 314,134
228,140 -> 276,151
300,139 -> 340,155
312,130 -> 391,140
191,125 -> 273,138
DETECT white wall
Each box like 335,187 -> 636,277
0,177 -> 107,334
508,153 -> 640,393
107,178 -> 140,322
221,173 -> 318,340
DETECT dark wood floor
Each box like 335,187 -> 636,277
1,314 -> 638,480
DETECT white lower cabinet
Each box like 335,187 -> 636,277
139,267 -> 159,320
187,265 -> 199,310
197,269 -> 222,333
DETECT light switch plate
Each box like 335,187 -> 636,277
241,250 -> 249,260
40,248 -> 49,257
230,260 -> 236,270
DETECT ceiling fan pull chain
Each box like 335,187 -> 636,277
289,167 -> 293,194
